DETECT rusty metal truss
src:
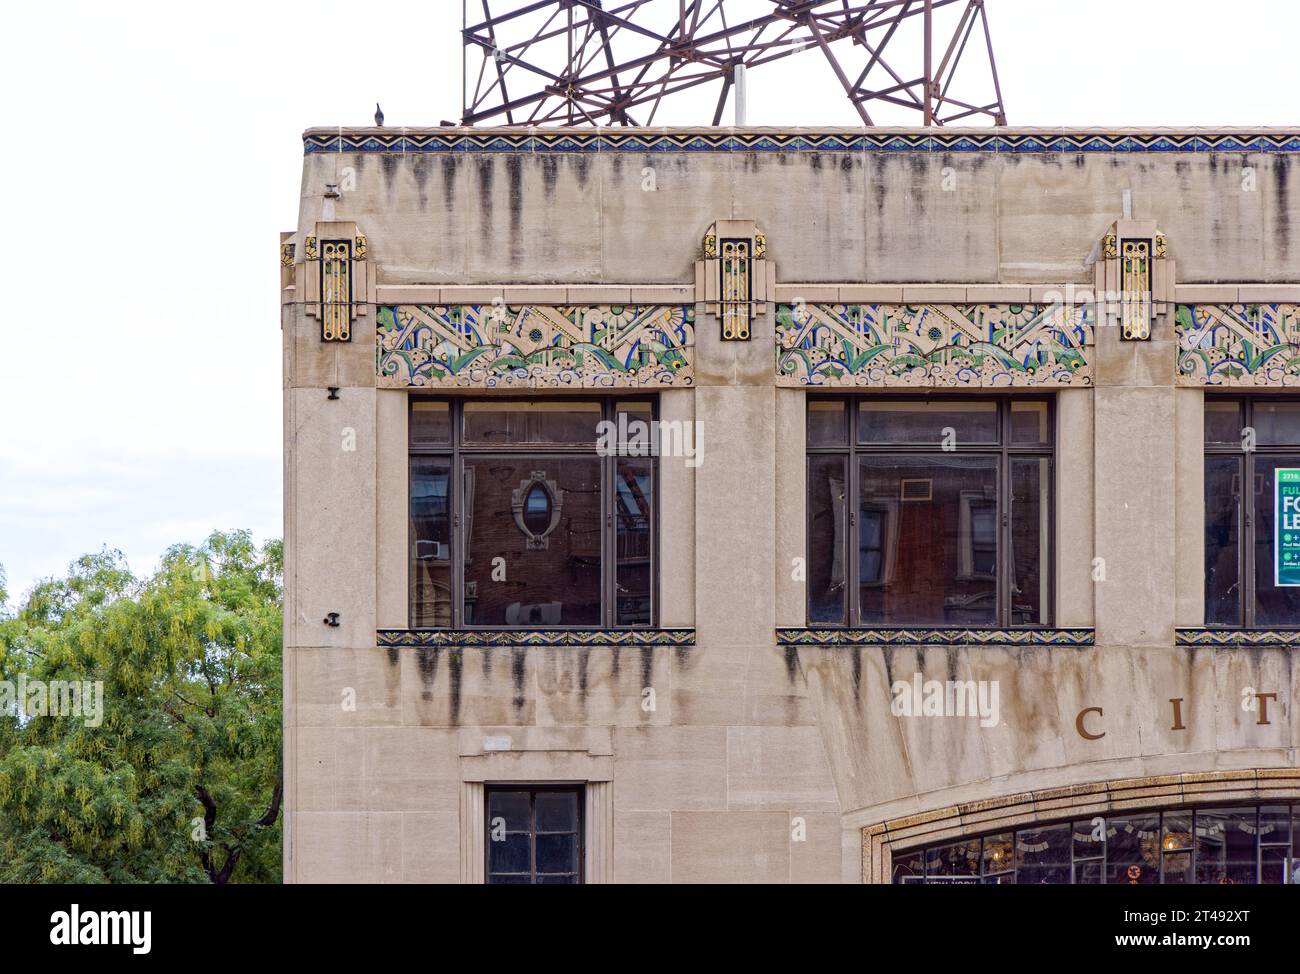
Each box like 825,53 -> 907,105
462,0 -> 1007,127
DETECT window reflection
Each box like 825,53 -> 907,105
810,398 -> 1052,628
858,455 -> 998,626
896,803 -> 1297,884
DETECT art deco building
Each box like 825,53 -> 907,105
282,126 -> 1300,883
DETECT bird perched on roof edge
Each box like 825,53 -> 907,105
375,103 -> 384,127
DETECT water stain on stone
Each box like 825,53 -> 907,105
386,647 -> 399,667
1273,156 -> 1290,257
511,648 -> 527,711
783,646 -> 799,682
572,153 -> 592,190
541,155 -> 560,199
506,156 -> 523,263
416,646 -> 439,703
475,157 -> 494,232
410,154 -> 431,210
449,648 -> 463,725
380,154 -> 400,194
639,647 -> 654,693
481,646 -> 494,679
440,156 -> 459,211
851,646 -> 862,699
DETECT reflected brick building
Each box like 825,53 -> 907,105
283,127 -> 1300,883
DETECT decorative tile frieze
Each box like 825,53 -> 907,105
376,303 -> 695,388
1175,303 -> 1300,386
1175,628 -> 1300,647
377,628 -> 696,648
775,302 -> 1093,387
777,627 -> 1095,647
305,129 -> 1300,155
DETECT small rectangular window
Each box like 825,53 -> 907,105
486,786 -> 584,885
808,397 -> 1053,628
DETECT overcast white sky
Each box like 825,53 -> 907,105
1,0 -> 1298,607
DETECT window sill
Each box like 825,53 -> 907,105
377,628 -> 695,648
1175,628 -> 1300,647
777,627 -> 1094,647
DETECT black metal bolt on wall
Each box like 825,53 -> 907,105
327,387 -> 340,400
323,612 -> 340,627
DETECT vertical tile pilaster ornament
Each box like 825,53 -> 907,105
720,238 -> 752,340
301,223 -> 370,342
697,221 -> 770,341
1120,238 -> 1152,340
1094,222 -> 1174,342
320,239 -> 352,342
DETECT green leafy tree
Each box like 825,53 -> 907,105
0,531 -> 282,883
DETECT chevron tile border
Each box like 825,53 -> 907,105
1175,628 -> 1300,647
777,627 -> 1095,647
377,628 -> 697,648
307,130 -> 1300,155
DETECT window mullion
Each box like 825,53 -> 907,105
1244,449 -> 1254,629
998,403 -> 1009,628
603,402 -> 613,629
452,401 -> 463,630
848,402 -> 859,626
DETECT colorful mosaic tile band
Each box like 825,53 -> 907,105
1175,304 -> 1300,386
377,628 -> 696,648
775,303 -> 1093,387
306,130 -> 1300,155
1174,628 -> 1300,647
377,304 -> 694,389
777,628 -> 1095,647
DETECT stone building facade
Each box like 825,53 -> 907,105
283,127 -> 1300,883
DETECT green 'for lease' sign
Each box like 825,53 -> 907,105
1276,469 -> 1300,586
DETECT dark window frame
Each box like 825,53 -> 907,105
806,395 -> 1056,629
1204,395 -> 1300,629
484,784 -> 586,885
408,397 -> 659,630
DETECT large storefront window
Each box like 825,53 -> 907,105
807,397 -> 1053,627
409,398 -> 656,628
1205,397 -> 1300,627
892,803 -> 1298,884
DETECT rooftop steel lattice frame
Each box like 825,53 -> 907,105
462,0 -> 1007,127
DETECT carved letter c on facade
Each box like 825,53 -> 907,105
1076,706 -> 1105,740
